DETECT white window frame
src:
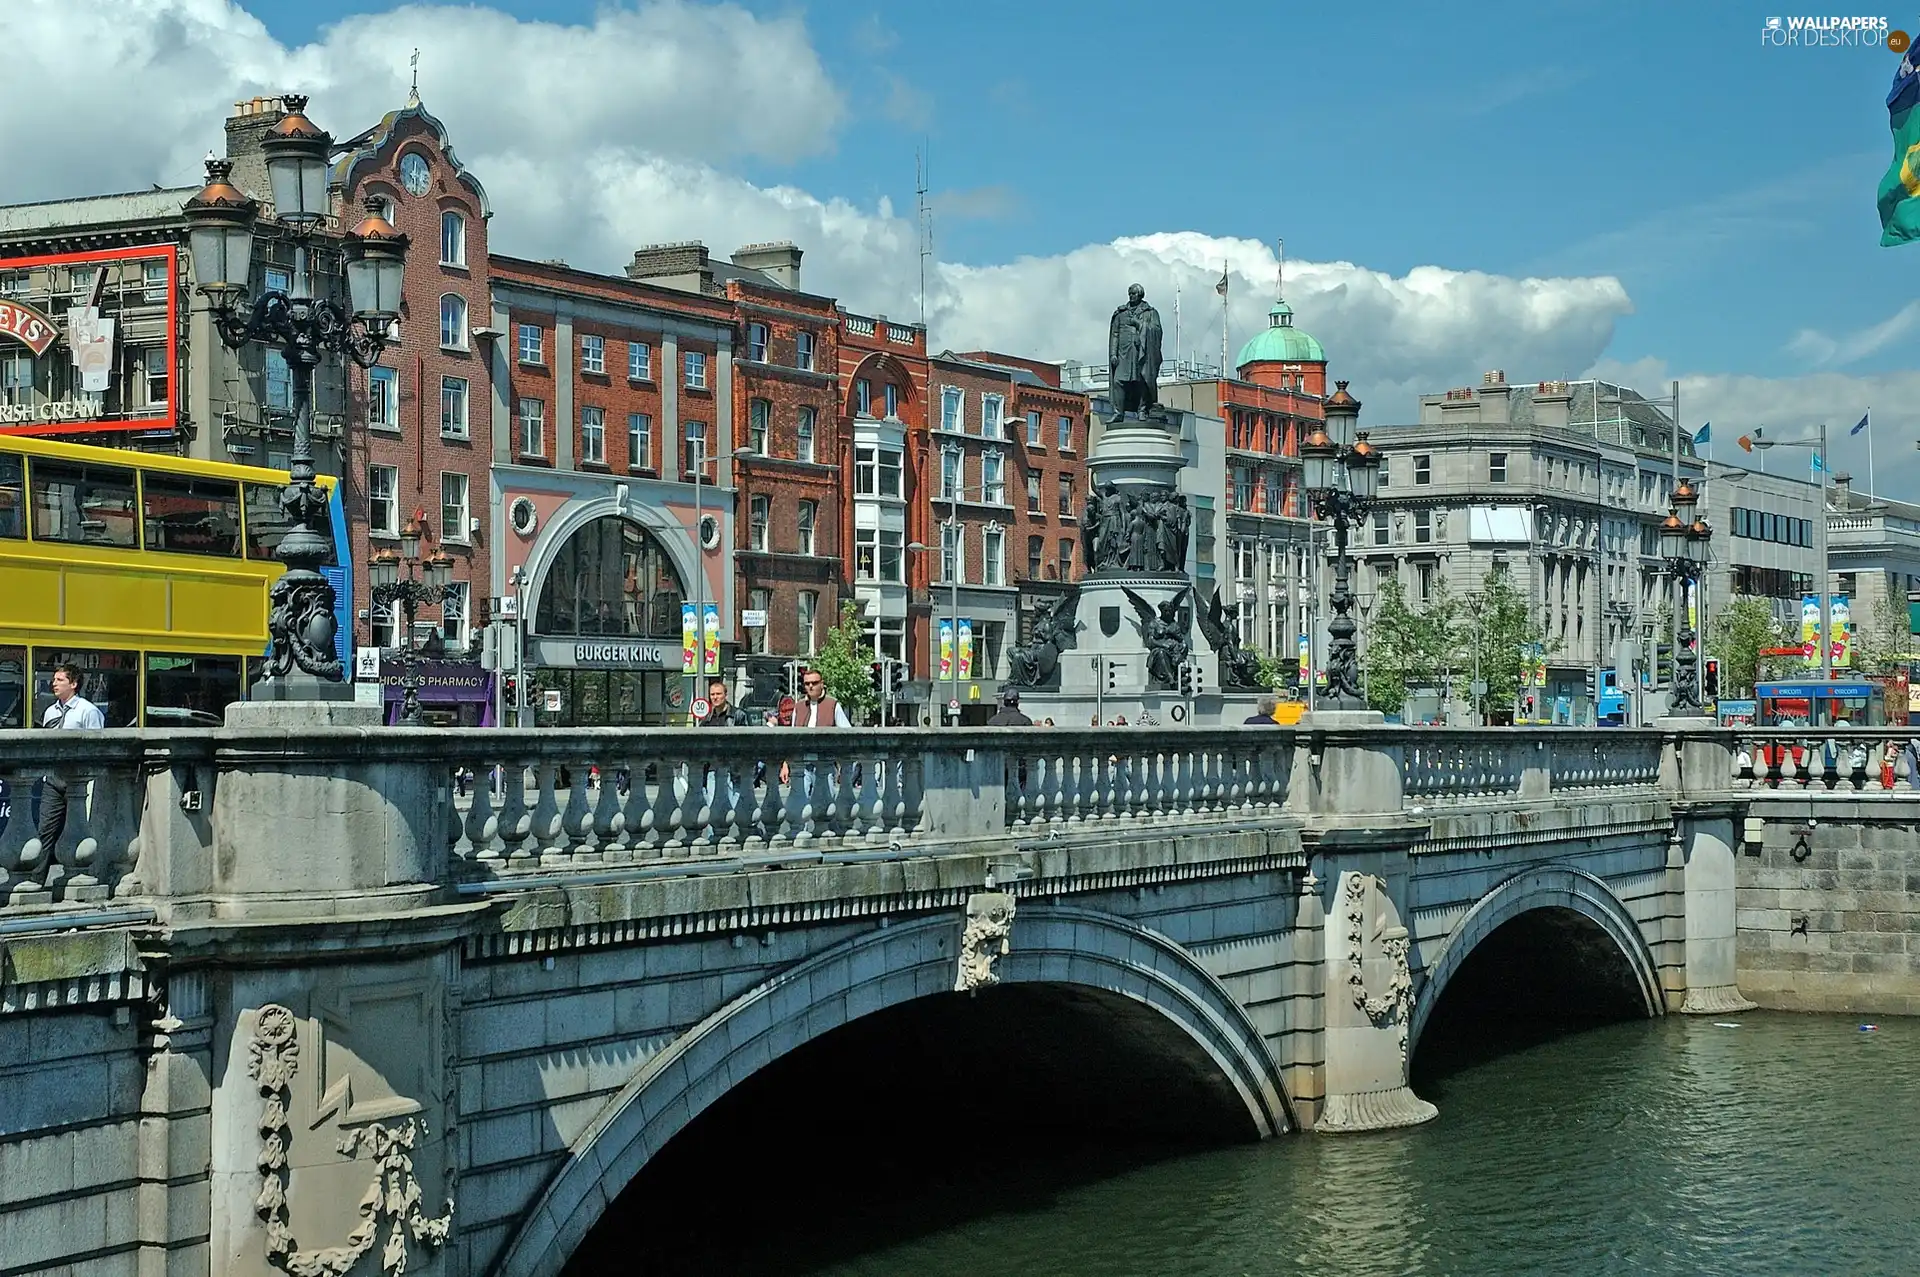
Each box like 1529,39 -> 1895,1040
1056,414 -> 1073,451
368,365 -> 398,431
855,447 -> 878,496
747,587 -> 772,654
747,322 -> 769,363
982,451 -> 1005,505
1027,410 -> 1043,446
368,463 -> 399,537
439,294 -> 468,351
797,500 -> 817,555
983,526 -> 1004,586
940,385 -> 962,433
1027,471 -> 1042,513
142,260 -> 168,303
797,406 -> 816,463
1489,451 -> 1508,483
884,383 -> 898,419
139,346 -> 168,408
941,448 -> 960,501
440,211 -> 467,268
797,590 -> 819,657
369,602 -> 397,650
440,375 -> 469,439
981,393 -> 1004,439
627,413 -> 652,471
878,448 -> 902,498
580,405 -> 605,465
749,398 -> 771,454
440,471 -> 470,545
628,340 -> 651,381
941,522 -> 965,584
749,494 -> 770,551
684,350 -> 707,389
580,334 -> 605,375
855,379 -> 872,415
517,323 -> 542,365
796,330 -> 816,371
1057,474 -> 1073,517
441,581 -> 470,651
517,397 -> 545,457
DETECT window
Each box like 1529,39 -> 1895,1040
941,522 -> 964,583
941,385 -> 962,433
517,397 -> 544,456
139,346 -> 169,408
0,453 -> 22,539
533,516 -> 686,639
142,473 -> 240,557
1,351 -> 31,405
1059,537 -> 1075,579
580,334 -> 605,375
854,527 -> 904,582
797,500 -> 817,555
439,294 -> 467,350
1416,562 -> 1434,603
441,582 -> 470,651
265,265 -> 292,295
857,446 -> 903,498
264,351 -> 293,412
1027,535 -> 1043,579
1372,511 -> 1389,546
749,495 -> 770,550
628,340 -> 651,381
982,394 -> 1004,438
1057,414 -> 1073,450
796,330 -> 815,372
1414,455 -> 1431,485
982,452 -> 1004,504
878,448 -> 902,497
580,406 -> 605,465
440,375 -> 468,439
749,398 -> 771,454
627,413 -> 652,471
684,350 -> 707,389
517,323 -> 543,365
0,271 -> 20,298
142,260 -> 168,303
941,450 -> 960,500
683,421 -> 706,476
747,322 -> 769,362
1415,510 -> 1432,544
1489,451 -> 1508,483
440,211 -> 466,267
1058,474 -> 1073,517
441,472 -> 470,543
1838,572 -> 1856,598
983,527 -> 1004,586
855,379 -> 871,415
1027,472 -> 1042,513
747,587 -> 772,654
797,406 -> 816,463
369,603 -> 397,650
368,366 -> 398,430
1378,456 -> 1391,488
1027,410 -> 1043,446
884,383 -> 898,419
368,464 -> 398,536
797,591 -> 819,656
1233,467 -> 1253,510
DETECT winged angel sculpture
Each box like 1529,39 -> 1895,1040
1195,589 -> 1267,690
1122,586 -> 1191,690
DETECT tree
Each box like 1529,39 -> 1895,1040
1459,567 -> 1551,721
1851,590 -> 1914,675
809,601 -> 880,721
1708,596 -> 1784,696
1253,650 -> 1292,693
1361,576 -> 1460,717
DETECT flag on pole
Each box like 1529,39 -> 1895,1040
1851,409 -> 1870,436
1811,452 -> 1825,473
1736,433 -> 1755,452
1693,422 -> 1711,446
1214,269 -> 1229,297
1878,43 -> 1920,245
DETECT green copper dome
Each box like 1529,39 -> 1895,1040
1235,301 -> 1325,367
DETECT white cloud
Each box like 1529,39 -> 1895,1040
1785,300 -> 1920,368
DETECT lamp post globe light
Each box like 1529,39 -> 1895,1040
1661,479 -> 1712,714
182,94 -> 409,699
369,518 -> 458,726
1303,381 -> 1379,712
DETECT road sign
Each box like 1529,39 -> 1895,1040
543,690 -> 562,712
742,609 -> 768,628
691,697 -> 711,721
948,698 -> 961,711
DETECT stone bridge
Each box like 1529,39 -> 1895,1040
0,716 -> 1913,1276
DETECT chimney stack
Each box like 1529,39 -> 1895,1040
731,242 -> 803,290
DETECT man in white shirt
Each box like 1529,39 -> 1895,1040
33,664 -> 105,877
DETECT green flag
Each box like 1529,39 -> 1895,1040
1880,46 -> 1920,246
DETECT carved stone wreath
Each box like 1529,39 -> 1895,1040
1343,874 -> 1416,1064
248,1003 -> 454,1277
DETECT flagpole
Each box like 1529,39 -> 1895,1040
1220,259 -> 1229,378
1173,287 -> 1181,369
1867,407 -> 1876,495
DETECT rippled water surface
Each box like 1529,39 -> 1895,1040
778,1013 -> 1920,1277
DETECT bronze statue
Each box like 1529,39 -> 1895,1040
1122,586 -> 1191,690
1196,587 -> 1266,690
1007,589 -> 1080,688
1107,284 -> 1163,422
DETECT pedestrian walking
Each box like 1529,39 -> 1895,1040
32,663 -> 105,879
1244,697 -> 1282,725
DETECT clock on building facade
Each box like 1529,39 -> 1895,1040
400,152 -> 430,196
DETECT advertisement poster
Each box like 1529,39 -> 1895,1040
680,602 -> 698,674
1831,597 -> 1852,669
1800,596 -> 1820,665
939,619 -> 953,679
66,307 -> 115,393
702,602 -> 720,675
1297,633 -> 1310,684
1684,581 -> 1697,645
958,619 -> 974,679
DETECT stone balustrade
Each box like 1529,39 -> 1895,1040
1729,727 -> 1920,793
1399,729 -> 1663,805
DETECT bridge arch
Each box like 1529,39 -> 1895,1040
496,904 -> 1292,1277
1409,864 -> 1665,1059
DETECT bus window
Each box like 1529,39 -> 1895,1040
0,453 -> 23,539
32,649 -> 139,728
29,458 -> 140,549
145,653 -> 241,726
244,481 -> 339,565
0,645 -> 23,728
143,472 -> 242,557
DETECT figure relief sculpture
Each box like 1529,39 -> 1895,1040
1106,283 -> 1164,423
1122,586 -> 1192,689
1084,482 -> 1190,575
1342,874 -> 1416,1066
1007,589 -> 1080,688
1196,587 -> 1267,690
955,892 -> 1017,992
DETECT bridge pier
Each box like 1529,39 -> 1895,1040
1662,721 -> 1758,1015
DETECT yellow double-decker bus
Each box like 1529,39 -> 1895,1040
0,434 -> 348,728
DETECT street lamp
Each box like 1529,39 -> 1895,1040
1303,382 -> 1381,712
1747,424 -> 1833,680
368,517 -> 458,725
1661,479 -> 1712,713
182,95 -> 408,698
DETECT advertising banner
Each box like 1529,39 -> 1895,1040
681,602 -> 698,674
1831,597 -> 1852,669
702,602 -> 720,675
1801,596 -> 1821,665
958,619 -> 974,680
1297,633 -> 1310,684
939,620 -> 953,679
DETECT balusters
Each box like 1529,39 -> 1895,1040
463,764 -> 501,865
560,761 -> 598,864
784,754 -> 814,847
530,763 -> 567,867
590,762 -> 627,861
497,761 -> 534,867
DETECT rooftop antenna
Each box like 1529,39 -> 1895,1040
1276,237 -> 1284,301
408,49 -> 421,105
915,143 -> 933,330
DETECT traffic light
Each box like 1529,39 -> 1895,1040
1655,642 -> 1673,686
1523,694 -> 1536,719
889,660 -> 908,694
1704,658 -> 1720,699
1178,663 -> 1194,696
1583,668 -> 1597,700
868,661 -> 885,697
503,674 -> 518,706
1106,660 -> 1120,692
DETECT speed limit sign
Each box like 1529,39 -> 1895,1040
691,697 -> 712,721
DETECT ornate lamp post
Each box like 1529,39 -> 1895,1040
1302,382 -> 1381,712
369,518 -> 457,725
182,95 -> 408,698
1660,478 -> 1712,713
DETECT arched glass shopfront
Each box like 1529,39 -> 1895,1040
531,514 -> 689,726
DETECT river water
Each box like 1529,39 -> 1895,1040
758,1012 -> 1920,1277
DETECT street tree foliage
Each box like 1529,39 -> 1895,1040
1254,650 -> 1291,693
1458,567 -> 1550,720
1365,576 -> 1446,716
1850,590 -> 1914,675
810,601 -> 881,720
1708,596 -> 1786,696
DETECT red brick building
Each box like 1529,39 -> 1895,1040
332,95 -> 495,722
